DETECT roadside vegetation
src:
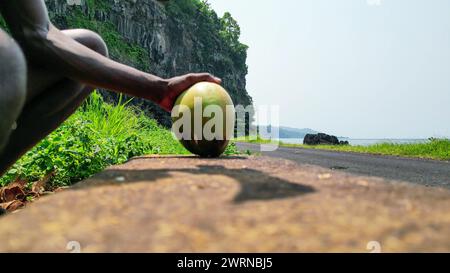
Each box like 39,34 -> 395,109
0,92 -> 239,188
233,137 -> 450,161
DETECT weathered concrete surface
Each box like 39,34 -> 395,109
0,155 -> 449,252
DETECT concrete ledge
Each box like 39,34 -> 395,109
0,155 -> 449,252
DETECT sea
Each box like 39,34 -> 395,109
278,138 -> 429,146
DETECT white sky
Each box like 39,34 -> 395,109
207,0 -> 450,138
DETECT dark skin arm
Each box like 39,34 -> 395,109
0,0 -> 221,111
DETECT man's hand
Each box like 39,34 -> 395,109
159,73 -> 222,112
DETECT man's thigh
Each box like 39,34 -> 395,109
0,29 -> 27,151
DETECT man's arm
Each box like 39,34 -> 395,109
0,0 -> 220,111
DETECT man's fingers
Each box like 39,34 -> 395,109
189,73 -> 222,84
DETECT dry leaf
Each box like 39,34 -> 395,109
0,176 -> 28,203
0,172 -> 57,214
0,200 -> 25,212
0,185 -> 26,203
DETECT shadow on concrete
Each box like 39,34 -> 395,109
75,164 -> 315,203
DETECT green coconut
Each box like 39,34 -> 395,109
171,82 -> 235,157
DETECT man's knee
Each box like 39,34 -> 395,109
83,30 -> 109,57
0,31 -> 27,150
64,29 -> 109,57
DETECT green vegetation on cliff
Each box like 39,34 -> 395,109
165,0 -> 248,61
165,0 -> 251,104
51,1 -> 151,71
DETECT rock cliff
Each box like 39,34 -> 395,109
44,0 -> 253,126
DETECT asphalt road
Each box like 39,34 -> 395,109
236,142 -> 450,188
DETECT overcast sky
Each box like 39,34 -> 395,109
207,0 -> 450,138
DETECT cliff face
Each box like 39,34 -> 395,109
44,0 -> 252,126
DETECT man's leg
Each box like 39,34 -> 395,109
0,30 -> 27,153
0,29 -> 108,176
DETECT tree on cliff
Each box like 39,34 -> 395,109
220,12 -> 246,52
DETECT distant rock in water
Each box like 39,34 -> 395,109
258,126 -> 318,138
303,133 -> 348,145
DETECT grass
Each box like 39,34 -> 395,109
233,136 -> 450,161
0,92 -> 239,188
